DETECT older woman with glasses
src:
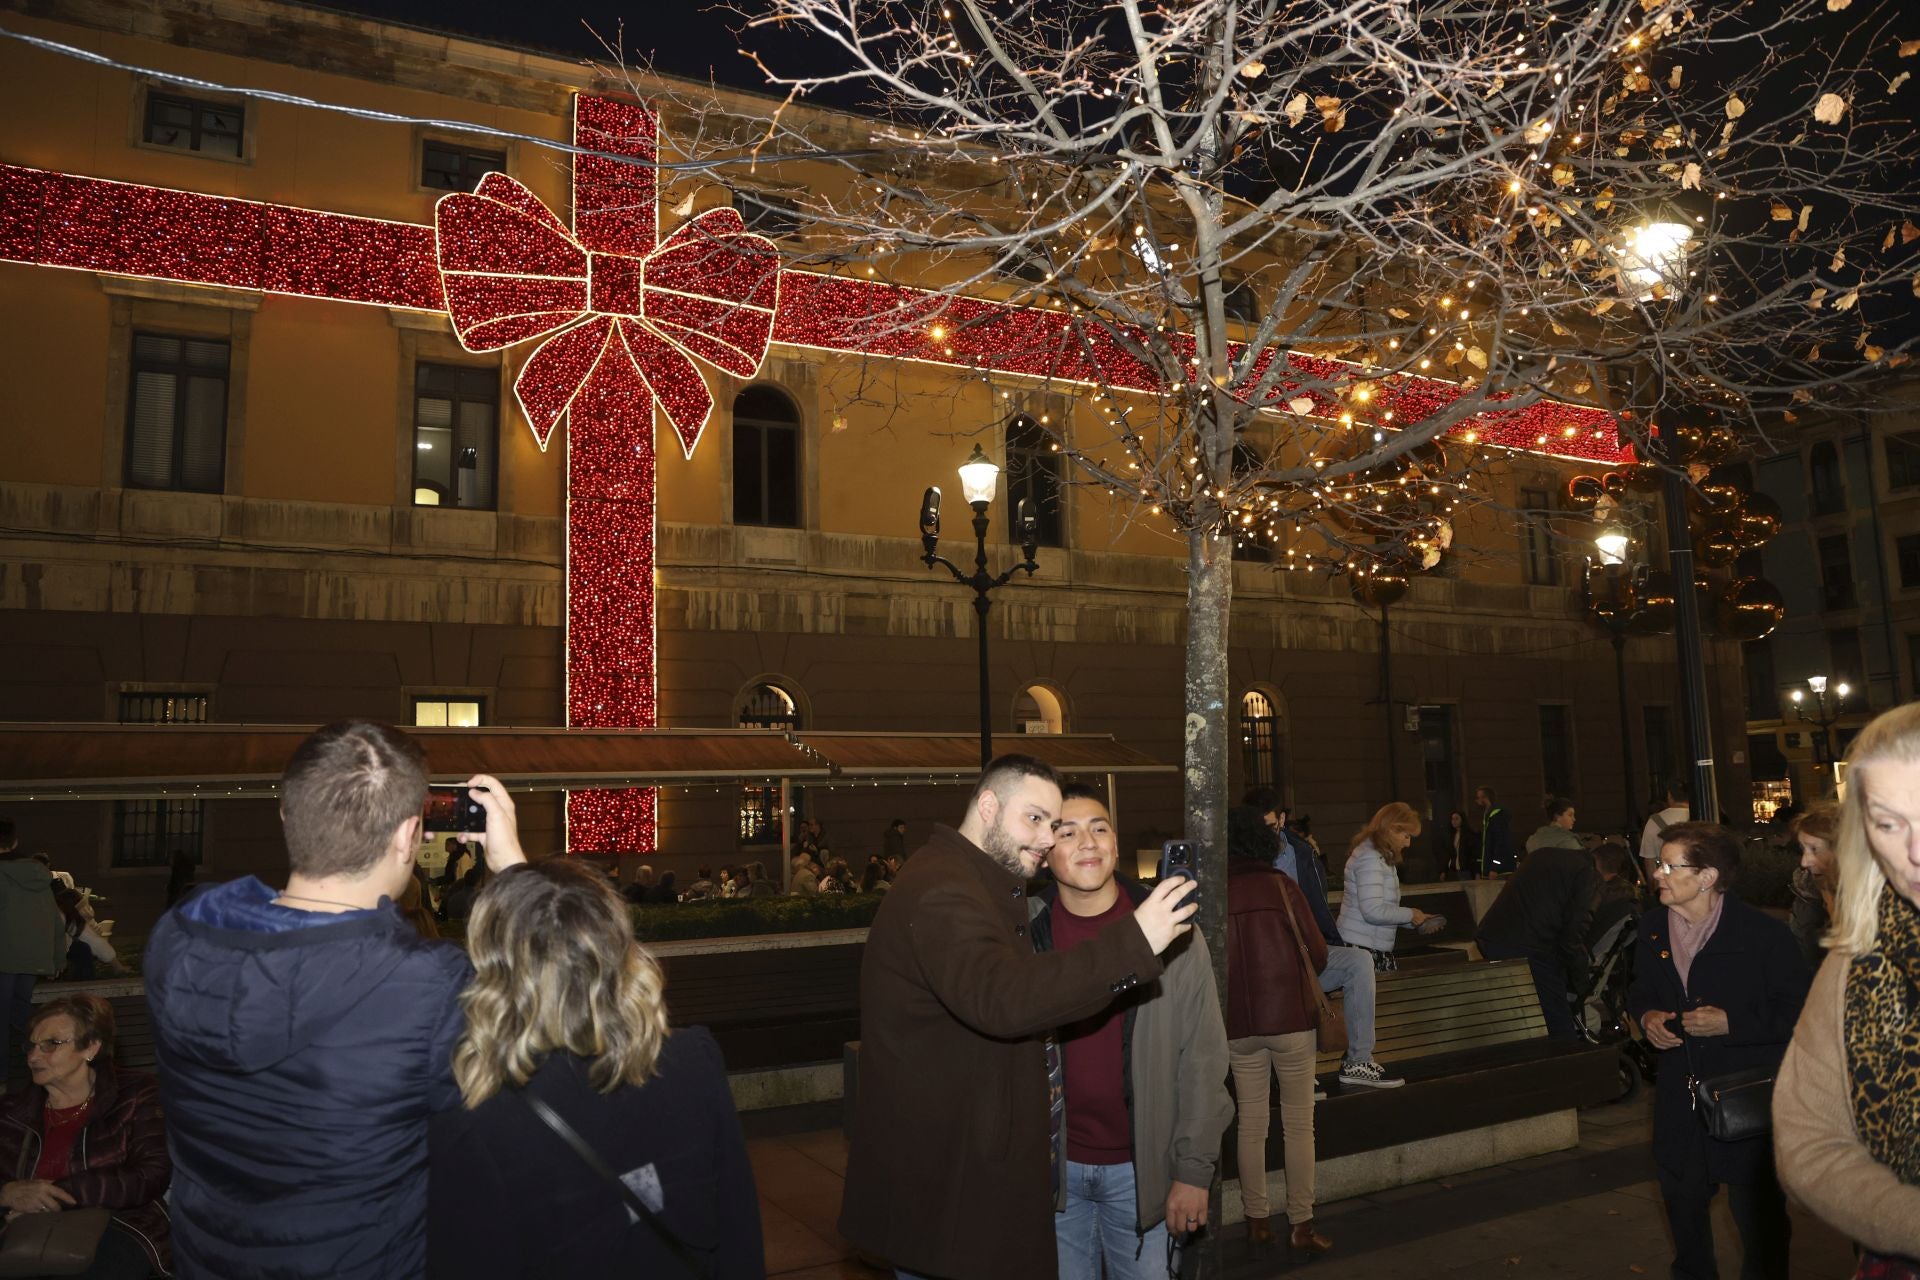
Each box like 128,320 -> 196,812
1627,823 -> 1809,1280
0,995 -> 171,1278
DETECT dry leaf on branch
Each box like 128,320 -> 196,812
1727,95 -> 1747,119
1828,0 -> 1852,10
1835,290 -> 1860,311
1288,395 -> 1315,415
1467,346 -> 1488,369
1793,388 -> 1816,403
1912,271 -> 1920,298
1314,95 -> 1346,131
1682,162 -> 1703,190
1809,286 -> 1830,307
1892,72 -> 1912,95
1866,344 -> 1885,361
1832,247 -> 1848,271
1886,225 -> 1899,251
1771,200 -> 1795,221
1814,93 -> 1849,124
1388,307 -> 1411,319
1799,205 -> 1814,232
1670,66 -> 1684,89
1593,298 -> 1618,315
1906,221 -> 1920,243
1284,93 -> 1309,127
1526,118 -> 1555,145
1901,39 -> 1920,57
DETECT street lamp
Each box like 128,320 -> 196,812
1584,521 -> 1647,832
1791,676 -> 1852,781
921,444 -> 1041,769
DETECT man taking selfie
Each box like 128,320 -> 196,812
146,720 -> 524,1278
840,755 -> 1199,1280
1031,784 -> 1232,1279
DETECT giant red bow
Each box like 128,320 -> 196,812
435,172 -> 780,456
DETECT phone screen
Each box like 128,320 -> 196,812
423,785 -> 487,834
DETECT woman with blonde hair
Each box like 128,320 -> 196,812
1774,704 -> 1920,1272
427,860 -> 763,1278
1335,803 -> 1433,974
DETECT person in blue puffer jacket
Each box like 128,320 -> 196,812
144,721 -> 526,1279
1336,802 -> 1434,973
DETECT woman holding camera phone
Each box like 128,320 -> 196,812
426,860 -> 763,1278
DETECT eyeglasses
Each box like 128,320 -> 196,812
25,1037 -> 74,1055
1654,861 -> 1699,877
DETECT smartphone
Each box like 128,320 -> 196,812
1157,839 -> 1198,885
423,784 -> 488,834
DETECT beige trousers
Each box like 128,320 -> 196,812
1227,1029 -> 1318,1225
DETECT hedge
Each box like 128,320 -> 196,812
627,892 -> 885,943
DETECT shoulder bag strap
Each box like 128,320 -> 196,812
1272,877 -> 1337,1023
521,1092 -> 713,1280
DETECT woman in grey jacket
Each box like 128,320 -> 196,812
1335,803 -> 1432,970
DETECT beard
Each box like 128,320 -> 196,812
978,817 -> 1032,879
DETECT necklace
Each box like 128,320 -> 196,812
275,890 -> 372,912
47,1070 -> 95,1113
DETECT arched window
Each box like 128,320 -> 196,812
1240,690 -> 1282,791
737,682 -> 800,843
732,385 -> 801,527
1005,414 -> 1064,548
1014,684 -> 1067,734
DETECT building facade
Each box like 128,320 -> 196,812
0,0 -> 1752,929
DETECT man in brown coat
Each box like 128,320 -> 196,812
840,755 -> 1199,1280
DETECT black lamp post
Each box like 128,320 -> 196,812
1584,521 -> 1645,834
1790,675 -> 1852,786
921,444 -> 1040,769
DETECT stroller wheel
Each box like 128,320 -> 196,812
1613,1047 -> 1643,1102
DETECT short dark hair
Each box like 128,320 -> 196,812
1227,805 -> 1280,864
1666,777 -> 1691,804
280,721 -> 428,879
890,818 -> 906,829
697,865 -> 712,878
1657,821 -> 1741,890
1240,785 -> 1280,815
1476,784 -> 1495,800
1059,781 -> 1106,807
1545,796 -> 1575,821
30,994 -> 116,1065
1592,842 -> 1632,878
968,754 -> 1062,813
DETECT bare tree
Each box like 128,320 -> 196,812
616,0 -> 1919,1035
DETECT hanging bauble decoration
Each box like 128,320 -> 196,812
1697,523 -> 1744,568
1624,462 -> 1665,494
1631,571 -> 1676,634
1702,426 -> 1741,466
1567,475 -> 1605,510
1656,422 -> 1708,466
1715,577 -> 1787,641
1602,471 -> 1628,497
1738,493 -> 1782,548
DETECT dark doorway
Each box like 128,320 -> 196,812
1417,706 -> 1460,881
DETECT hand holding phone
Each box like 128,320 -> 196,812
461,774 -> 528,873
423,785 -> 488,834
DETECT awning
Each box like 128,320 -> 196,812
0,724 -> 1173,801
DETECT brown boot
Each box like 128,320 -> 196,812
1245,1216 -> 1274,1245
1289,1220 -> 1333,1254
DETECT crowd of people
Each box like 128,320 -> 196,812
0,707 -> 1915,1280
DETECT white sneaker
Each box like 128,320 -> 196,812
1338,1059 -> 1406,1090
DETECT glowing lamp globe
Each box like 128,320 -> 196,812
1595,526 -> 1631,567
958,444 -> 1000,506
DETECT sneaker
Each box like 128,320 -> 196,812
1313,1088 -> 1328,1102
1338,1059 -> 1406,1090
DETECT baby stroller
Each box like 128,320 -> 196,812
1572,901 -> 1658,1099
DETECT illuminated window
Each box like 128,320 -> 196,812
1240,690 -> 1281,790
732,386 -> 801,527
1520,487 -> 1558,586
413,697 -> 484,728
1014,685 -> 1066,734
413,363 -> 498,510
114,691 -> 209,868
421,141 -> 505,193
143,92 -> 243,158
738,683 -> 800,843
127,333 -> 229,494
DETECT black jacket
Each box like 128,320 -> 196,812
427,1028 -> 763,1279
145,877 -> 472,1278
1625,896 -> 1810,1186
1477,808 -> 1519,876
1277,831 -> 1344,947
1476,845 -> 1602,986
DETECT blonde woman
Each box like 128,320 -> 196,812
1775,705 -> 1920,1272
427,861 -> 764,1279
1335,803 -> 1433,975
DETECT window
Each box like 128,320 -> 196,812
1014,685 -> 1066,734
1743,638 -> 1777,720
1819,533 -> 1856,610
1519,487 -> 1558,586
413,363 -> 498,509
1222,275 -> 1260,324
1240,690 -> 1281,791
1810,441 -> 1845,516
143,92 -> 243,158
1005,415 -> 1064,548
1643,705 -> 1675,809
126,333 -> 229,493
737,683 -> 799,844
421,141 -> 506,193
1539,704 -> 1574,799
732,386 -> 801,527
1886,431 -> 1920,492
413,697 -> 483,727
115,692 -> 209,868
1230,441 -> 1273,562
735,191 -> 805,240
1828,628 -> 1864,689
1898,534 -> 1920,590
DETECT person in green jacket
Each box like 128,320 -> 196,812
0,819 -> 70,1080
1525,797 -> 1586,857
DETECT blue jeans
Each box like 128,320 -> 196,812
1318,945 -> 1376,1063
1056,1160 -> 1172,1280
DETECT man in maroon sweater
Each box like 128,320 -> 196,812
1031,784 -> 1232,1279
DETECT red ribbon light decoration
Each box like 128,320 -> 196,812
0,93 -> 1634,852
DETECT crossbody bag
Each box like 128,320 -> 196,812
1273,880 -> 1348,1054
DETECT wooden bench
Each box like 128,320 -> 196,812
659,942 -> 864,1072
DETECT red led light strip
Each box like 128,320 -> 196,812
0,97 -> 1631,851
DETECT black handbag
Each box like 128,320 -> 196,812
1686,1043 -> 1774,1143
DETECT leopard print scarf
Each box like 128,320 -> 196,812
1845,887 -> 1920,1186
